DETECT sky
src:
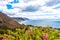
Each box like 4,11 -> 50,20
0,0 -> 60,19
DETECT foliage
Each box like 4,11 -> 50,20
0,25 -> 60,40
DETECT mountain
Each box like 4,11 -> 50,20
12,17 -> 29,21
0,12 -> 20,30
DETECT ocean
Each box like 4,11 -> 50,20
20,19 -> 60,28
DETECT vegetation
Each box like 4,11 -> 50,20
0,13 -> 60,40
0,25 -> 60,40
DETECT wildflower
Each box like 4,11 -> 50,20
26,30 -> 31,34
43,33 -> 49,39
29,27 -> 32,29
2,34 -> 7,39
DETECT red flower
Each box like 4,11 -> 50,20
26,30 -> 31,34
43,33 -> 49,39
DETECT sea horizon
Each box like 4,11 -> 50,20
20,19 -> 60,28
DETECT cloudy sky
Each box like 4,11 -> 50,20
0,0 -> 60,19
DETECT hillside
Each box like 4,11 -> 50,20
0,12 -> 20,30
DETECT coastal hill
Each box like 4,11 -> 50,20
12,17 -> 29,21
0,12 -> 20,30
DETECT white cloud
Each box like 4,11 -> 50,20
0,0 -> 60,19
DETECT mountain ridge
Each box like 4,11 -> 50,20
0,12 -> 20,30
12,17 -> 29,21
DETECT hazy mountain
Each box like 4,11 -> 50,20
12,17 -> 29,21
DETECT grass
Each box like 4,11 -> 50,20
0,25 -> 60,40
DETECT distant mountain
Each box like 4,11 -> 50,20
0,12 -> 20,30
12,17 -> 29,21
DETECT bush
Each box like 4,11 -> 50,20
0,26 -> 60,40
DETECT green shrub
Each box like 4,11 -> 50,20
0,26 -> 60,40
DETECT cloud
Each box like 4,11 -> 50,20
0,0 -> 60,19
53,6 -> 60,10
45,0 -> 60,6
22,5 -> 40,12
21,0 -> 33,3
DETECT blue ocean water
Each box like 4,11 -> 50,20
21,19 -> 60,28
